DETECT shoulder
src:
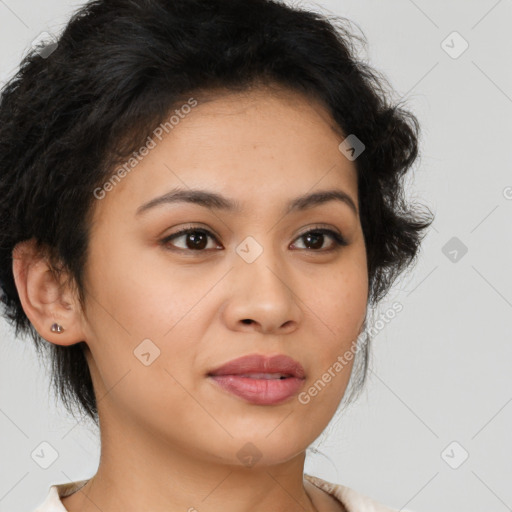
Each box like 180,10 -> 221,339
304,473 -> 408,512
33,480 -> 89,512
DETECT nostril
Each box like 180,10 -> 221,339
241,319 -> 253,325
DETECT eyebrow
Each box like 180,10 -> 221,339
135,187 -> 358,217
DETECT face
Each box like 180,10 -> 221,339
79,86 -> 368,467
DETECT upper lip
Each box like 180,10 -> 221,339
208,354 -> 306,379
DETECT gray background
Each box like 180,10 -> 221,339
1,1 -> 511,511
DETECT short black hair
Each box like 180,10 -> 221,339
0,0 -> 434,425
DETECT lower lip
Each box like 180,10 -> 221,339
209,375 -> 305,405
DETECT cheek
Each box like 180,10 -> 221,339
306,257 -> 368,341
300,255 -> 368,398
84,235 -> 209,341
80,249 -> 207,420
296,266 -> 367,415
81,241 -> 221,409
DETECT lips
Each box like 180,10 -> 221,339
207,354 -> 306,405
208,353 -> 306,379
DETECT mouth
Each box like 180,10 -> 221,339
233,373 -> 292,379
207,354 -> 306,405
208,353 -> 306,378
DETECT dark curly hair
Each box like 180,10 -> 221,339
0,0 -> 434,425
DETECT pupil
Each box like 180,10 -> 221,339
305,232 -> 323,250
187,231 -> 207,250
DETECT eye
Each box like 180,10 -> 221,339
291,227 -> 348,252
161,227 -> 221,252
160,225 -> 348,254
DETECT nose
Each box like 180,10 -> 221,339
221,243 -> 302,335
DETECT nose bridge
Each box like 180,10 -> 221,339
227,233 -> 301,329
234,234 -> 287,292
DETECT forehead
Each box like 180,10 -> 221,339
92,86 -> 358,220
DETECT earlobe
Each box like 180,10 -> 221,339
12,239 -> 86,346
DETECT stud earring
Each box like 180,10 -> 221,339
50,323 -> 64,333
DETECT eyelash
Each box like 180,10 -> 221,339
160,225 -> 348,254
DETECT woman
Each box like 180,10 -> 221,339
0,0 -> 433,510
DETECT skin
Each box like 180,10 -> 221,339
13,85 -> 368,512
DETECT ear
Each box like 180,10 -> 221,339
12,238 -> 86,346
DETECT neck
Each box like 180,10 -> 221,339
61,413 -> 321,512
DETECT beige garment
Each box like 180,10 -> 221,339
33,473 -> 402,512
